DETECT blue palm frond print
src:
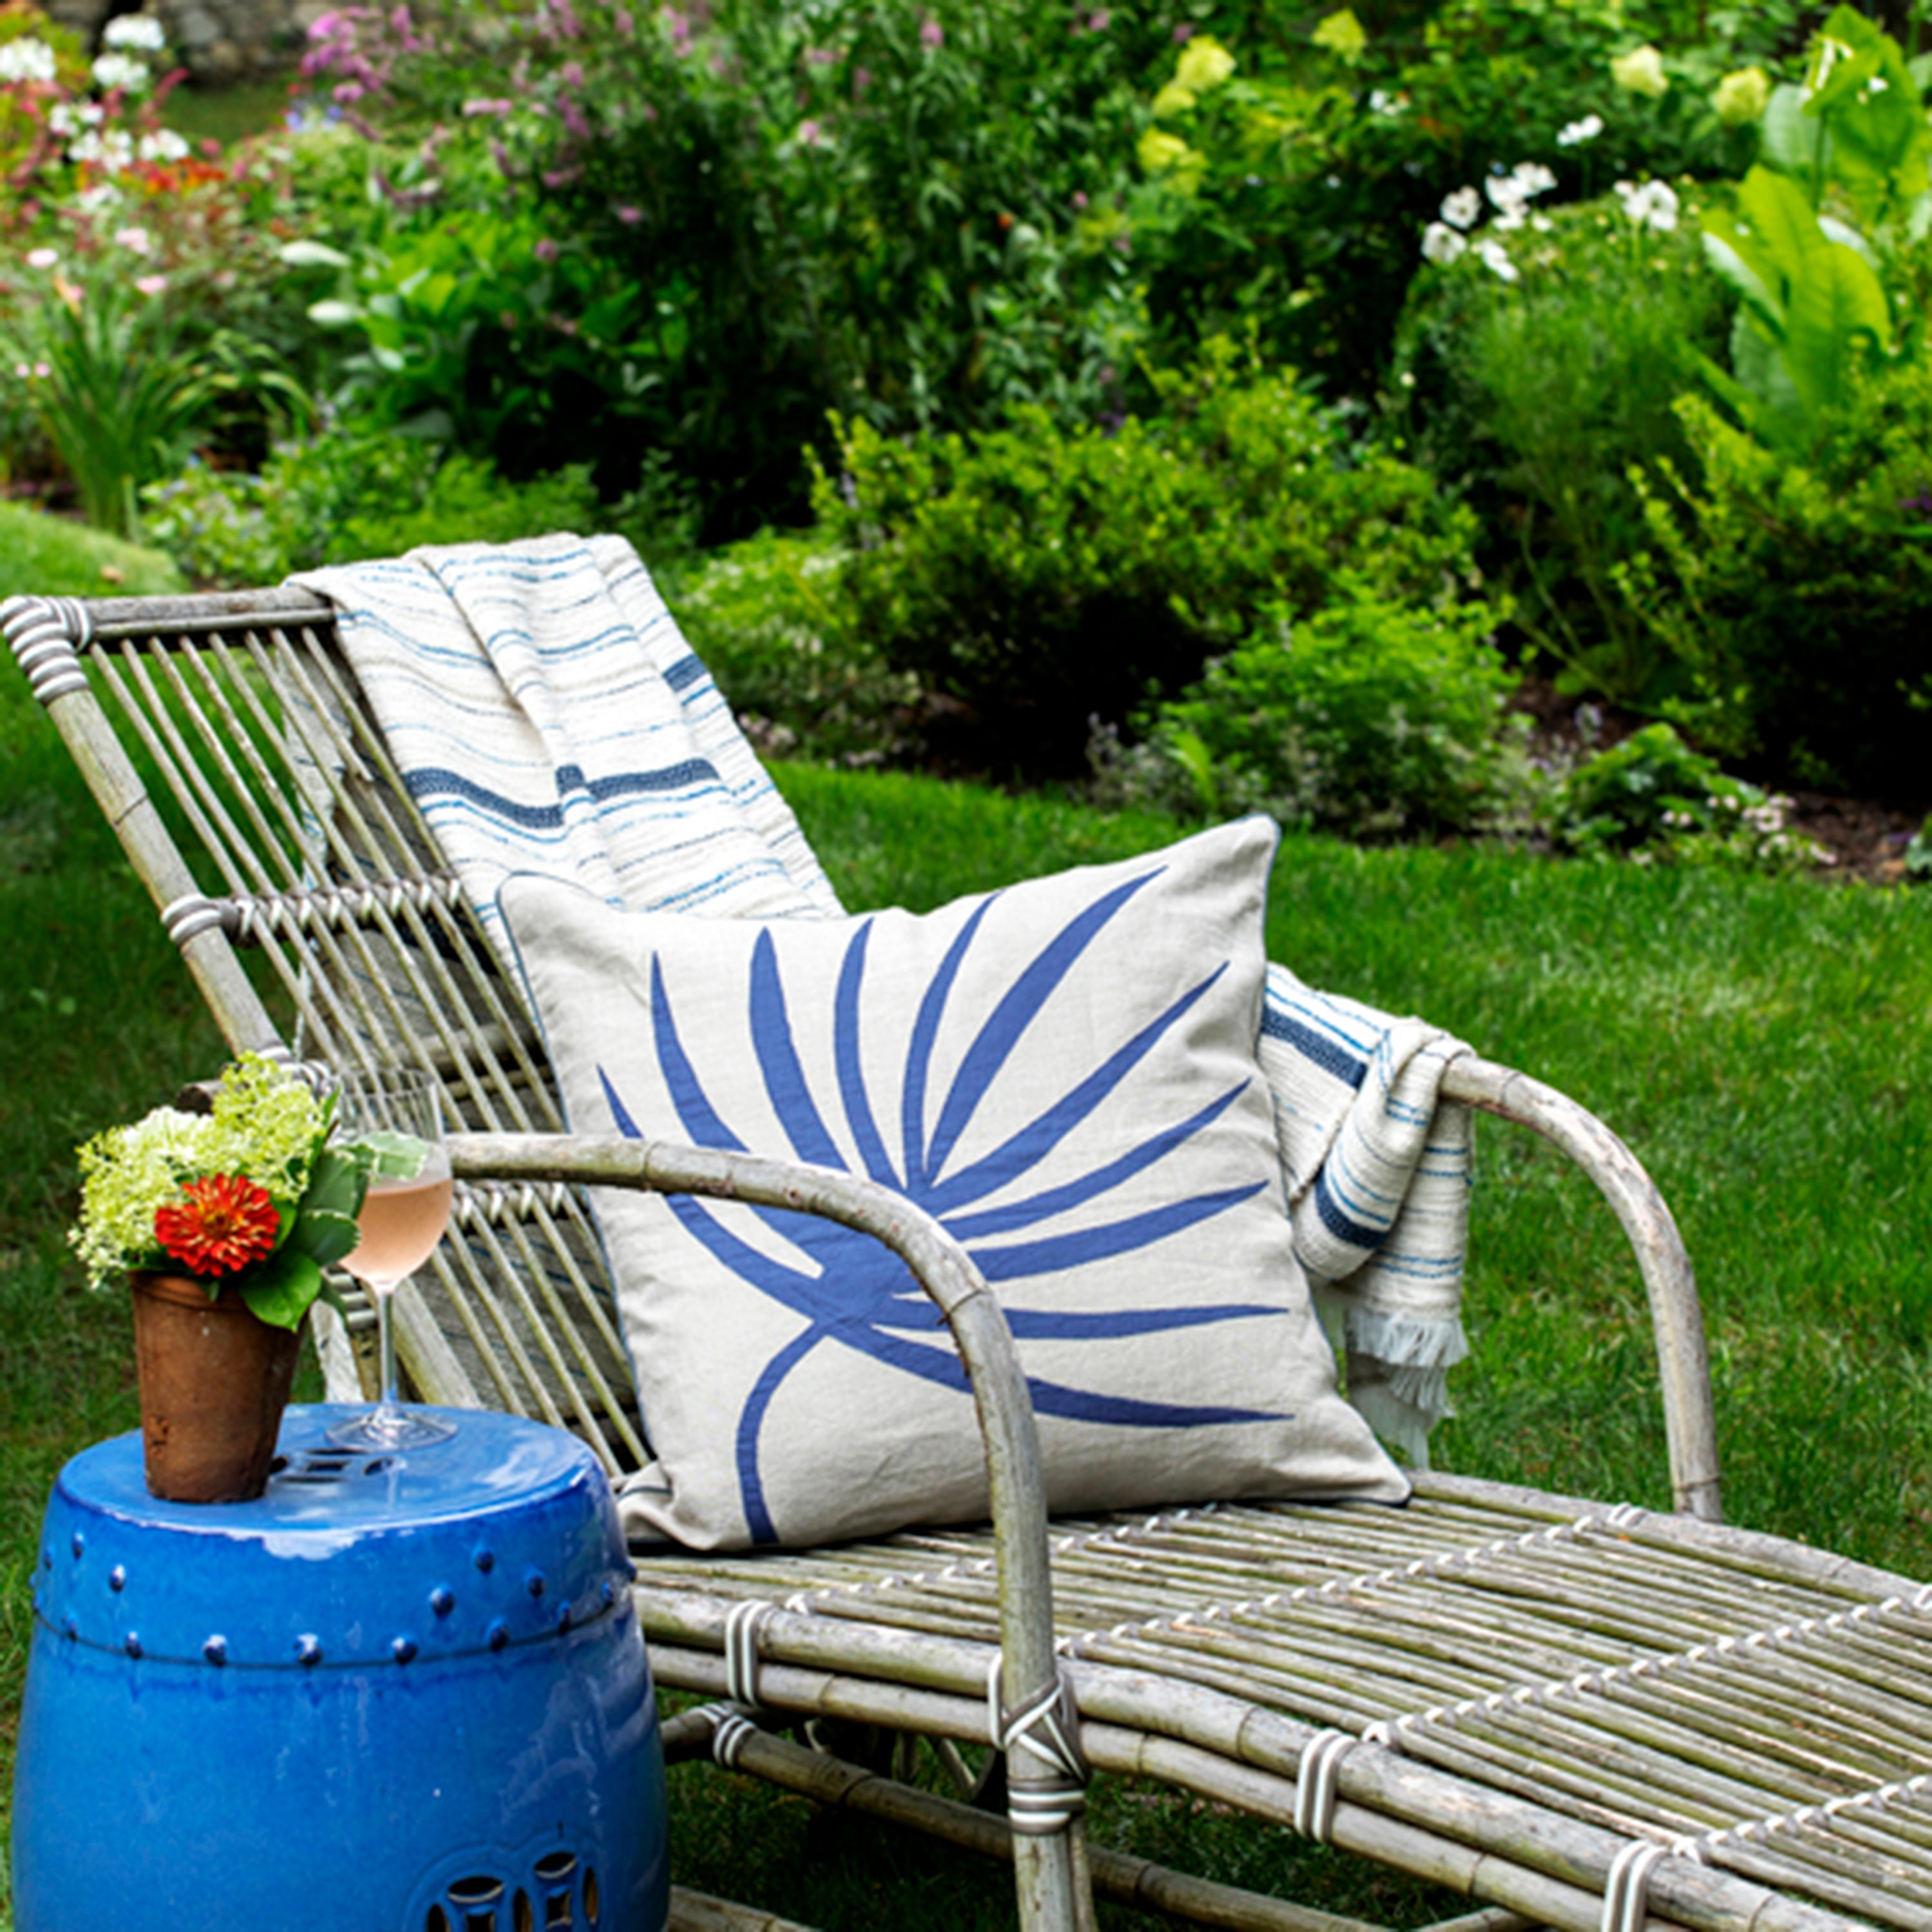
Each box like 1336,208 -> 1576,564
600,869 -> 1287,1544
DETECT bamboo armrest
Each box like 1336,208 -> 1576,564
1441,1057 -> 1721,1522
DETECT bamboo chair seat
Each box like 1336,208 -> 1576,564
10,585 -> 1926,1932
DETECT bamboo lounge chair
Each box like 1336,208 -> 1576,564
9,578 -> 1931,1932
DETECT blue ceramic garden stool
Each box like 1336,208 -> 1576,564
13,1404 -> 668,1932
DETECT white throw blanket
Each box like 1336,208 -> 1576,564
293,533 -> 840,956
299,535 -> 1472,1457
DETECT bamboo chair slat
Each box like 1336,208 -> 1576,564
12,585 -> 1927,1932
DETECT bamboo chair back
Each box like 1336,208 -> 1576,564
8,589 -> 643,1468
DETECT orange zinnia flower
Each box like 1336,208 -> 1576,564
154,1173 -> 280,1277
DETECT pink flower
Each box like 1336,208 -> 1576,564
797,117 -> 822,146
560,59 -> 585,86
542,164 -> 583,186
613,8 -> 634,36
853,64 -> 871,93
1088,8 -> 1109,27
615,204 -> 642,223
1172,22 -> 1194,41
113,225 -> 153,254
533,236 -> 560,262
462,97 -> 513,115
1070,189 -> 1088,209
134,273 -> 169,297
919,15 -> 943,49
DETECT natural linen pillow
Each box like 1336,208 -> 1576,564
498,819 -> 1407,1550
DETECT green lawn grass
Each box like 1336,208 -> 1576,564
3,679 -> 1929,1927
0,504 -> 184,602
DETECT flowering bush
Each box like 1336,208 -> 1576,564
71,1056 -> 424,1329
1553,723 -> 1826,873
1393,185 -> 1728,705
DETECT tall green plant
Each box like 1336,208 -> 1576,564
1697,8 -> 1927,448
5,273 -> 236,538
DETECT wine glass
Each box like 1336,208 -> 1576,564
327,1066 -> 457,1450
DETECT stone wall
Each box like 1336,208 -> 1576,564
44,0 -> 327,81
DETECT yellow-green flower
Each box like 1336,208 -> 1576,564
1137,126 -> 1204,189
1712,66 -> 1770,125
1152,79 -> 1197,118
1610,44 -> 1669,99
1311,9 -> 1367,64
1174,35 -> 1235,95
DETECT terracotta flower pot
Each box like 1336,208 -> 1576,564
129,1272 -> 302,1503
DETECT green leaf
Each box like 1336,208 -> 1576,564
240,1249 -> 321,1329
1735,166 -> 1826,289
302,1144 -> 370,1218
1761,83 -> 1826,177
1700,219 -> 1783,328
357,1130 -> 428,1183
292,1203 -> 363,1271
1784,239 -> 1891,417
279,239 -> 353,269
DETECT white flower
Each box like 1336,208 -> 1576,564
0,35 -> 57,84
1421,221 -> 1467,265
1511,161 -> 1557,198
1557,113 -> 1604,146
137,128 -> 189,162
70,128 -> 135,170
1440,185 -> 1482,229
1614,176 -> 1679,233
26,245 -> 59,269
91,50 -> 151,93
113,224 -> 153,254
1368,88 -> 1406,114
1491,206 -> 1526,232
1486,172 -> 1529,214
1477,237 -> 1519,282
102,14 -> 167,50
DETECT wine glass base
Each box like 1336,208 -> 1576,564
325,1406 -> 458,1451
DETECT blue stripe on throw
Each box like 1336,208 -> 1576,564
406,760 -> 721,826
1312,1169 -> 1387,1250
663,654 -> 706,690
1260,1008 -> 1368,1089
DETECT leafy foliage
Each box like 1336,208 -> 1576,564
1392,187 -> 1730,704
1621,374 -> 1932,798
1551,722 -> 1824,870
141,431 -> 603,585
810,346 -> 1484,773
1099,593 -> 1517,837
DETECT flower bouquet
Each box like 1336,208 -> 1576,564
71,1054 -> 426,1501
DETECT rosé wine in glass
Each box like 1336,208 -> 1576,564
327,1068 -> 457,1451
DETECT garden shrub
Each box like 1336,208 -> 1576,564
1551,721 -> 1824,871
810,346 -> 1485,773
141,433 -> 603,585
1099,591 -> 1517,838
1390,187 -> 1730,705
1123,0 -> 1758,401
666,531 -> 920,768
1620,371 -> 1932,800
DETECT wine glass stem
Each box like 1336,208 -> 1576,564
372,1280 -> 402,1416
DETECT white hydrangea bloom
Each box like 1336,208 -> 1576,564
1421,221 -> 1466,265
91,50 -> 151,92
0,35 -> 58,84
103,14 -> 167,50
